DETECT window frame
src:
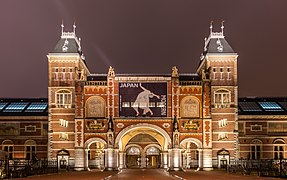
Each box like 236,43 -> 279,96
56,90 -> 72,108
214,89 -> 231,108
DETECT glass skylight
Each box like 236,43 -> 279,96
3,102 -> 29,112
25,103 -> 48,112
258,102 -> 284,111
238,102 -> 262,112
0,103 -> 8,110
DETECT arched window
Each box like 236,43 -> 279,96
2,140 -> 14,159
25,140 -> 36,160
127,147 -> 141,155
56,90 -> 72,108
273,139 -> 285,160
85,96 -> 105,118
180,97 -> 200,118
250,139 -> 262,160
214,89 -> 231,108
146,147 -> 160,155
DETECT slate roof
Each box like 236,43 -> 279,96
204,37 -> 235,54
0,98 -> 48,116
52,37 -> 82,54
238,97 -> 287,115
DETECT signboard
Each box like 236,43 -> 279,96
119,82 -> 167,117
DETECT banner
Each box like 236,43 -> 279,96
119,82 -> 167,117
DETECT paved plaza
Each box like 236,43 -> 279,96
16,169 -> 282,180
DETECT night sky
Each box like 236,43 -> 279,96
1,0 -> 287,98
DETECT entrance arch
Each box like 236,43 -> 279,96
84,138 -> 107,170
180,138 -> 203,169
115,123 -> 171,151
115,123 -> 171,168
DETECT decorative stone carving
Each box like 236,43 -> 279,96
86,97 -> 105,117
172,66 -> 179,77
108,66 -> 115,77
181,97 -> 199,118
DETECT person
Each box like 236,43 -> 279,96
132,83 -> 160,116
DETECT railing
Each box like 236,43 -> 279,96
228,159 -> 287,178
0,159 -> 58,179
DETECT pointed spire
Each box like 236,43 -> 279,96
210,21 -> 213,34
221,20 -> 225,35
61,20 -> 64,36
73,22 -> 76,34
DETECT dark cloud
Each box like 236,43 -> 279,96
0,0 -> 286,98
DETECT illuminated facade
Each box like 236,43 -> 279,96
47,23 -> 238,171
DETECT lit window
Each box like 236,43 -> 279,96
227,68 -> 231,80
122,102 -> 130,107
56,90 -> 72,108
213,68 -> 217,80
3,102 -> 29,112
157,102 -> 164,108
149,102 -> 156,107
214,89 -> 230,108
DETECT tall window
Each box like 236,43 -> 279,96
227,68 -> 231,80
2,140 -> 14,160
25,140 -> 36,160
250,139 -> 262,160
220,68 -> 223,80
274,139 -> 285,160
56,90 -> 72,108
213,68 -> 217,80
214,89 -> 230,108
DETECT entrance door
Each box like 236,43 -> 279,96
217,150 -> 230,168
146,146 -> 161,168
57,150 -> 69,170
146,155 -> 160,168
126,147 -> 141,168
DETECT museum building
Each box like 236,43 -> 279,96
1,24 -> 287,171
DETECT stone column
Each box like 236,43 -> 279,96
162,151 -> 168,168
202,148 -> 213,170
84,149 -> 89,170
74,147 -> 85,171
171,148 -> 181,171
141,153 -> 146,168
105,148 -> 115,170
119,151 -> 124,169
198,148 -> 203,169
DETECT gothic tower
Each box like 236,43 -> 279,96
47,23 -> 90,169
197,22 -> 238,169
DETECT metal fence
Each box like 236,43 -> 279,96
228,159 -> 287,178
0,159 -> 58,179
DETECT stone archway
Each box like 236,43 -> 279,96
180,138 -> 203,169
115,123 -> 171,169
84,138 -> 107,170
